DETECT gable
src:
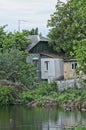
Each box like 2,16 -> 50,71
28,35 -> 49,52
29,41 -> 50,53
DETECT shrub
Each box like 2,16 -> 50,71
20,91 -> 34,104
36,81 -> 58,96
0,86 -> 15,105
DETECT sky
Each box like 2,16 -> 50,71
0,0 -> 66,36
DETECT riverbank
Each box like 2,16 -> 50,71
0,80 -> 86,112
25,81 -> 86,111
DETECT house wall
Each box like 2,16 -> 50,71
41,58 -> 64,82
55,59 -> 64,79
26,53 -> 41,82
64,61 -> 77,79
41,58 -> 55,79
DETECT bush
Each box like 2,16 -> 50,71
0,86 -> 15,105
20,91 -> 34,104
75,126 -> 86,130
36,81 -> 58,96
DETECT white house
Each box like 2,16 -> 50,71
41,58 -> 64,83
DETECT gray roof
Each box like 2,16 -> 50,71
28,35 -> 48,51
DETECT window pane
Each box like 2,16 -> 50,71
45,61 -> 49,71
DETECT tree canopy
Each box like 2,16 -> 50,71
47,0 -> 86,74
0,25 -> 36,88
47,0 -> 86,55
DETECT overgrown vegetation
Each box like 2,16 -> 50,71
0,86 -> 15,105
0,80 -> 86,108
75,126 -> 86,130
0,25 -> 37,89
47,0 -> 86,75
19,81 -> 86,108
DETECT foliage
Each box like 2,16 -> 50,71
75,126 -> 86,130
35,81 -> 58,96
22,27 -> 39,35
0,25 -> 7,48
20,91 -> 34,104
47,0 -> 86,55
72,39 -> 86,74
47,0 -> 86,74
0,25 -> 36,88
0,48 -> 36,88
0,86 -> 15,105
2,31 -> 29,51
0,26 -> 39,51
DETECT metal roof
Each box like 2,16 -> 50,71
28,35 -> 48,51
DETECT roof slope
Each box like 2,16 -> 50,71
28,35 -> 48,51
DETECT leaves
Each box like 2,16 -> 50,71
0,25 -> 36,88
47,0 -> 86,55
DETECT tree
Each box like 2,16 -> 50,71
0,48 -> 36,88
0,25 -> 7,48
72,39 -> 86,74
22,27 -> 39,35
0,25 -> 36,88
2,31 -> 29,51
47,0 -> 86,55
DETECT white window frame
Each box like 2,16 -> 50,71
44,61 -> 49,71
71,62 -> 77,70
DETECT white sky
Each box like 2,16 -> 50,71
0,0 -> 66,36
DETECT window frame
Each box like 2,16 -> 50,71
44,61 -> 49,71
71,62 -> 77,70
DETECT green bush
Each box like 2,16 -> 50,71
20,91 -> 34,104
0,86 -> 15,105
75,126 -> 86,130
36,81 -> 58,96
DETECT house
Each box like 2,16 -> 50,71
41,58 -> 64,83
64,59 -> 77,79
27,35 -> 77,82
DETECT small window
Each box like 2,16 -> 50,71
33,57 -> 39,68
45,61 -> 49,71
33,59 -> 39,68
71,62 -> 77,70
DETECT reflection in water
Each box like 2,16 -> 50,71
0,106 -> 86,130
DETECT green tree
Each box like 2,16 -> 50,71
47,0 -> 86,55
0,25 -> 36,88
0,25 -> 7,48
0,48 -> 36,88
22,27 -> 39,35
2,31 -> 29,51
73,39 -> 86,74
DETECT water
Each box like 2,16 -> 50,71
0,106 -> 86,130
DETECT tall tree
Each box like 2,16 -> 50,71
0,25 -> 36,88
0,48 -> 36,87
47,0 -> 86,55
72,39 -> 86,74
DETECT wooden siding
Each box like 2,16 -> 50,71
29,41 -> 51,53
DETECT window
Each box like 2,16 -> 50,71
33,60 -> 38,68
45,61 -> 49,71
33,58 -> 39,68
71,62 -> 77,70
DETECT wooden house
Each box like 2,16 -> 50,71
27,35 -> 77,82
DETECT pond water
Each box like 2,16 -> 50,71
0,106 -> 86,130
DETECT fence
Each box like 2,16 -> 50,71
57,78 -> 85,92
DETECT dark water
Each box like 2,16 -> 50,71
0,106 -> 86,130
